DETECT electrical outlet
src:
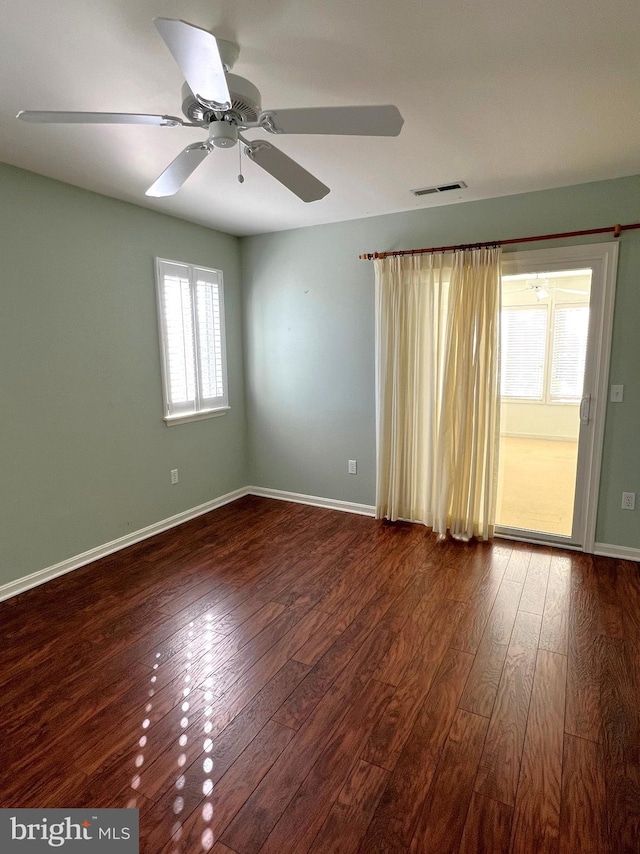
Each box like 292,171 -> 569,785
171,469 -> 179,485
622,491 -> 635,510
348,459 -> 357,475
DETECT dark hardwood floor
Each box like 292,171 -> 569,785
1,496 -> 639,853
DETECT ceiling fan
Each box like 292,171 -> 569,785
505,272 -> 589,300
518,281 -> 589,300
17,18 -> 404,202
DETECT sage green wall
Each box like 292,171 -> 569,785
0,163 -> 246,587
242,174 -> 640,550
3,164 -> 638,592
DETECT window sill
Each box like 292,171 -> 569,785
502,397 -> 580,406
164,407 -> 230,426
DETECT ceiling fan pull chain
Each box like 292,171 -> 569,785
238,144 -> 244,184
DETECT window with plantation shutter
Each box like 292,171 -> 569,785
501,307 -> 548,400
155,259 -> 229,425
550,306 -> 589,402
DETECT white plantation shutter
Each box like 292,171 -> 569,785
196,276 -> 225,402
550,305 -> 589,401
163,273 -> 196,411
156,259 -> 228,421
501,307 -> 548,400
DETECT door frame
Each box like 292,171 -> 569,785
497,241 -> 619,553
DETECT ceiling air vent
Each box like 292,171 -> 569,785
411,181 -> 467,196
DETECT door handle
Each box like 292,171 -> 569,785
580,394 -> 591,425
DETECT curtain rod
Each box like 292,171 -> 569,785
358,222 -> 640,260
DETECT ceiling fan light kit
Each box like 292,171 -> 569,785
17,17 -> 404,203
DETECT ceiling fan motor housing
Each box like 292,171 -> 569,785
181,74 -> 262,126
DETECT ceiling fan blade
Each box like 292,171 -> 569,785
556,287 -> 589,295
146,142 -> 211,197
245,141 -> 329,202
154,18 -> 231,110
17,111 -> 183,126
259,105 -> 404,136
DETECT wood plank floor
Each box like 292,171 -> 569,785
1,496 -> 639,853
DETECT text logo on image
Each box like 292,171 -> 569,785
0,809 -> 139,851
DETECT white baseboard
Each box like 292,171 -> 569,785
0,487 -> 249,604
500,432 -> 578,443
3,485 -> 638,604
593,542 -> 640,562
0,486 -> 374,604
247,486 -> 376,517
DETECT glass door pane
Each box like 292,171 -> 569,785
496,269 -> 592,538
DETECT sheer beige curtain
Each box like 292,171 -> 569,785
375,247 -> 501,540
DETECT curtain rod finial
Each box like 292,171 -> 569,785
614,224 -> 622,238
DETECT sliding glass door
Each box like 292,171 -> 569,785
495,243 -> 618,551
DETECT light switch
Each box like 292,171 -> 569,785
610,384 -> 624,402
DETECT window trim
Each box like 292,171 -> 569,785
154,257 -> 229,426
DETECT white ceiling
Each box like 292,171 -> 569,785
1,0 -> 639,236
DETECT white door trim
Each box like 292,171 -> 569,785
499,241 -> 619,553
